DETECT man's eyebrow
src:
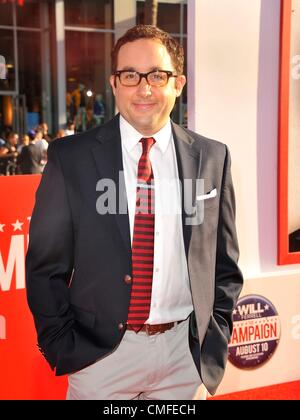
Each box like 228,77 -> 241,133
119,67 -> 136,71
118,66 -> 164,72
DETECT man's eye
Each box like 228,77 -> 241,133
151,72 -> 167,82
124,72 -> 136,79
152,73 -> 164,80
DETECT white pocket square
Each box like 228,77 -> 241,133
196,188 -> 217,201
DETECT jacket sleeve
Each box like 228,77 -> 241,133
26,141 -> 75,369
214,145 -> 243,342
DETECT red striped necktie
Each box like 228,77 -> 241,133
127,137 -> 156,332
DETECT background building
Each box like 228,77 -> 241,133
0,0 -> 187,137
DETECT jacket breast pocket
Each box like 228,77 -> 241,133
196,187 -> 218,210
70,303 -> 96,329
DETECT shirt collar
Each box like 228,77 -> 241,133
120,115 -> 172,154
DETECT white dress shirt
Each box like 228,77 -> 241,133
120,116 -> 193,324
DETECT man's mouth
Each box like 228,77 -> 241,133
132,102 -> 156,111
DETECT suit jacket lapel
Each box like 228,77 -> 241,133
91,115 -> 131,255
90,117 -> 202,259
172,122 -> 203,258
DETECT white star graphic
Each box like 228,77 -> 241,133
12,219 -> 24,231
264,304 -> 269,311
0,223 -> 5,232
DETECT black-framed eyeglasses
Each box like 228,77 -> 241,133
114,70 -> 178,87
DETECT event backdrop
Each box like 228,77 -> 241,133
0,175 -> 67,399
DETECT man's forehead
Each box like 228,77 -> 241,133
118,39 -> 169,58
117,40 -> 173,70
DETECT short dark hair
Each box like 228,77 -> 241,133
111,25 -> 184,75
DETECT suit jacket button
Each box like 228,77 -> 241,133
118,323 -> 124,330
124,274 -> 132,284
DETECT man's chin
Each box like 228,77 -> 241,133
128,116 -> 158,133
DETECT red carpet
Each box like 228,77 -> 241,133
209,380 -> 300,400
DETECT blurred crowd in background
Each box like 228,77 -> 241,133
0,120 -> 76,176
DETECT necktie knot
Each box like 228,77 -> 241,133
140,137 -> 155,155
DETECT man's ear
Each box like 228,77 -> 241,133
109,75 -> 116,95
175,75 -> 186,97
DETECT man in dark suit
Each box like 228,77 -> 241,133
18,129 -> 44,175
26,25 -> 243,400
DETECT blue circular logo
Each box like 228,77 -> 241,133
228,294 -> 281,369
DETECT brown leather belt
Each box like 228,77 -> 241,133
127,321 -> 184,336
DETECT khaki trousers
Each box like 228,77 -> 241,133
67,318 -> 206,400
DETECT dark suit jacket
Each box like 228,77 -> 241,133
26,114 -> 243,395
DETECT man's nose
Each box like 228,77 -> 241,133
137,77 -> 152,96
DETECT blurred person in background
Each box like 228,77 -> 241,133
93,93 -> 106,125
33,128 -> 48,170
55,129 -> 66,139
39,122 -> 52,143
18,130 -> 44,175
17,134 -> 30,154
65,120 -> 75,136
0,132 -> 19,175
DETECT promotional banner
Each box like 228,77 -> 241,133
217,273 -> 300,395
0,175 -> 67,400
228,295 -> 281,368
